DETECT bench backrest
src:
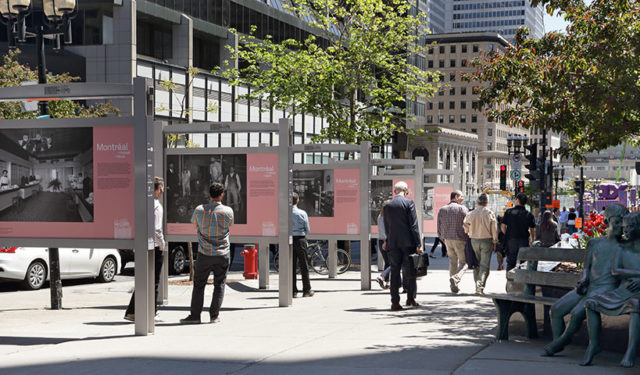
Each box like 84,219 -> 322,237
514,247 -> 587,293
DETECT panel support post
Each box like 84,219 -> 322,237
133,77 -> 155,335
258,239 -> 270,289
155,121 -> 168,306
415,157 -> 424,244
360,142 -> 371,290
328,239 -> 337,278
278,118 -> 293,307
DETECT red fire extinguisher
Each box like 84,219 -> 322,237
241,244 -> 258,279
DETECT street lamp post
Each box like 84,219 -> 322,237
1,0 -> 77,115
1,0 -> 77,310
506,134 -> 528,193
553,166 -> 565,197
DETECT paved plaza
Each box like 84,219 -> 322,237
0,256 -> 637,375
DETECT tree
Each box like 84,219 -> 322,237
465,0 -> 640,163
0,49 -> 119,119
222,0 -> 439,146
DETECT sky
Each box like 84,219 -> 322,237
544,11 -> 570,33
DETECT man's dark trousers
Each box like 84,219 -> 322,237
190,252 -> 229,319
389,247 -> 417,304
505,238 -> 529,271
126,248 -> 163,315
292,236 -> 311,294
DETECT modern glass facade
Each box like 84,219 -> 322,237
445,0 -> 544,42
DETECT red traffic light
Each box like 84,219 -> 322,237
500,165 -> 507,172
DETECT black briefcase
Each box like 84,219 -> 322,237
410,252 -> 429,277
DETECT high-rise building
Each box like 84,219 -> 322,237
444,0 -> 544,42
423,0 -> 446,34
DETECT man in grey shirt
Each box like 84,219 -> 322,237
292,192 -> 313,297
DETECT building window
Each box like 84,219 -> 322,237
461,87 -> 467,95
439,89 -> 444,96
450,73 -> 456,81
462,44 -> 467,53
439,115 -> 444,124
461,101 -> 466,109
439,46 -> 445,54
473,44 -> 479,53
438,101 -> 444,110
472,114 -> 478,123
488,128 -> 493,136
428,102 -> 433,110
450,45 -> 456,53
427,115 -> 433,123
439,60 -> 445,68
472,128 -> 478,133
460,115 -> 467,123
461,59 -> 468,67
449,87 -> 455,95
449,101 -> 455,109
487,142 -> 492,151
449,115 -> 455,123
472,101 -> 478,109
428,47 -> 434,54
450,59 -> 456,67
428,60 -> 433,68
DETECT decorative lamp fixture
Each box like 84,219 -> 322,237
43,0 -> 76,20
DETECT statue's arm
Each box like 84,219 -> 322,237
576,241 -> 594,294
611,248 -> 640,278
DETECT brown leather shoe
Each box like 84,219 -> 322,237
391,303 -> 403,311
406,300 -> 420,307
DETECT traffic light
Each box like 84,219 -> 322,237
524,143 -> 542,189
574,180 -> 585,195
516,180 -> 525,194
499,165 -> 507,191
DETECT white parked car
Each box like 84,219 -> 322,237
0,247 -> 121,290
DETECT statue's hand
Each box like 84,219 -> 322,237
627,280 -> 640,293
576,280 -> 589,295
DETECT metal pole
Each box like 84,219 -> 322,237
37,26 -> 62,310
359,142 -> 371,290
540,129 -> 547,214
278,119 -> 293,307
579,166 -> 584,222
48,247 -> 62,309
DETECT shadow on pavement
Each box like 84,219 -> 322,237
0,335 -> 132,346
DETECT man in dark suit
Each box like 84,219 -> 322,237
383,181 -> 422,311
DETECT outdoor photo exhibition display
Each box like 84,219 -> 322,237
292,142 -> 371,289
161,120 -> 293,306
423,185 -> 454,236
0,126 -> 134,239
0,79 -> 156,336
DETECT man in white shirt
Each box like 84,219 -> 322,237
124,177 -> 165,321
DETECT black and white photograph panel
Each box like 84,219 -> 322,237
424,187 -> 435,221
292,170 -> 334,217
370,180 -> 393,223
0,128 -> 94,222
166,154 -> 247,224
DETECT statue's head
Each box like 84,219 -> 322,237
604,204 -> 628,238
622,211 -> 640,241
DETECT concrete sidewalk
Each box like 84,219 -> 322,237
0,256 -> 637,374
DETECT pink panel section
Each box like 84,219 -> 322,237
0,126 -> 135,239
166,154 -> 279,237
423,186 -> 453,235
308,169 -> 360,235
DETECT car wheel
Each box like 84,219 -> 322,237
170,247 -> 186,275
97,256 -> 117,283
22,260 -> 47,290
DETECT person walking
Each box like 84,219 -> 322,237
537,211 -> 561,247
124,177 -> 165,321
559,206 -> 569,233
180,182 -> 234,324
463,193 -> 498,295
375,201 -> 391,289
437,190 -> 469,294
292,192 -> 313,298
429,237 -> 447,258
383,181 -> 422,310
567,208 -> 577,234
501,193 -> 536,271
